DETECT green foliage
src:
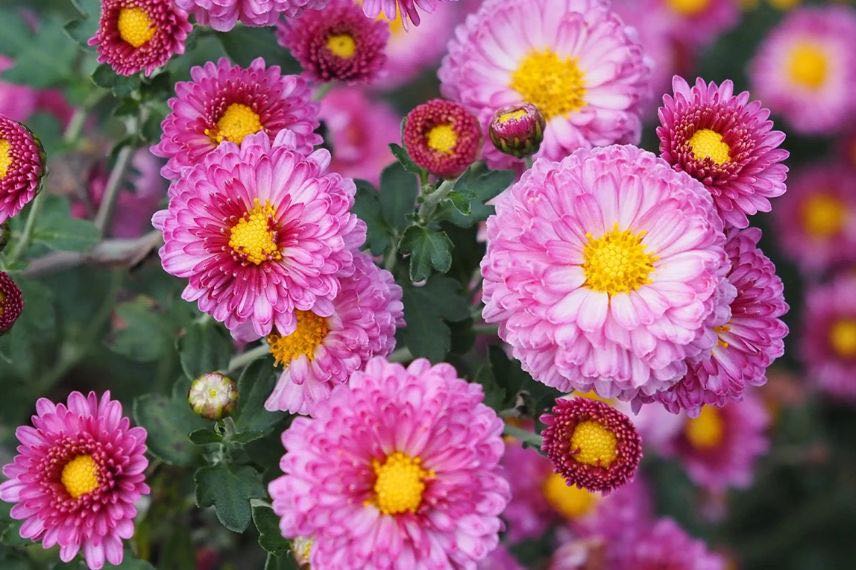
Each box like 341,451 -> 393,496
400,226 -> 453,282
401,275 -> 470,361
252,505 -> 290,556
194,464 -> 267,533
235,358 -> 285,438
133,380 -> 210,466
216,27 -> 300,72
178,321 -> 233,380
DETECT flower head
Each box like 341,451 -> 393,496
403,99 -> 481,178
0,392 -> 149,570
188,372 -> 238,420
0,271 -> 23,334
269,357 -> 509,568
656,0 -> 740,48
658,77 -> 789,229
151,57 -> 321,181
174,0 -> 324,32
89,0 -> 192,77
489,103 -> 546,159
361,0 -> 454,28
618,518 -> 726,569
152,130 -> 366,339
0,116 -> 44,224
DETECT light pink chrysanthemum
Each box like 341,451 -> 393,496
151,57 -> 321,181
269,357 -> 510,568
0,115 -> 44,224
750,6 -> 856,135
482,145 -> 730,400
152,130 -> 366,339
264,251 -> 404,415
318,87 -> 399,186
88,0 -> 191,77
617,518 -> 726,569
362,0 -> 454,28
773,162 -> 856,274
439,0 -> 650,169
654,0 -> 739,49
658,76 -> 789,229
0,56 -> 37,122
0,392 -> 149,570
174,0 -> 325,32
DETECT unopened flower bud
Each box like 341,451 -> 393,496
188,372 -> 238,420
0,272 -> 23,335
489,103 -> 546,159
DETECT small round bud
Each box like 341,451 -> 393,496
188,372 -> 238,421
489,103 -> 546,159
403,99 -> 481,179
0,272 -> 23,335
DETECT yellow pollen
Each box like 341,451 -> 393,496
787,42 -> 828,90
542,473 -> 599,519
714,324 -> 730,349
510,50 -> 586,120
800,193 -> 846,238
426,124 -> 458,154
61,455 -> 100,499
371,452 -> 434,516
117,7 -> 156,48
666,0 -> 711,16
326,33 -> 357,59
0,139 -> 11,179
689,129 -> 731,165
582,224 -> 657,295
498,109 -> 527,123
684,406 -> 724,450
206,103 -> 263,146
569,420 -> 618,467
266,310 -> 330,365
829,319 -> 856,359
228,199 -> 281,265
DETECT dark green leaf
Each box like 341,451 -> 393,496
195,464 -> 266,532
110,298 -> 172,362
1,17 -> 76,88
29,195 -> 100,253
474,353 -> 506,410
133,390 -> 209,466
178,321 -> 233,380
352,180 -> 391,255
400,226 -> 453,282
189,428 -> 223,445
440,165 -> 515,228
253,505 -> 290,555
91,65 -> 141,98
65,0 -> 101,47
235,357 -> 284,437
216,27 -> 300,72
401,276 -> 469,361
266,553 -> 300,570
379,162 -> 418,231
389,143 -> 423,175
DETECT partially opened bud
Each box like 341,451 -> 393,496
0,272 -> 23,335
489,103 -> 545,159
188,372 -> 238,420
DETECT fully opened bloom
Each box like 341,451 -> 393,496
89,0 -> 191,77
0,272 -> 23,334
152,130 -> 366,339
0,392 -> 149,570
618,518 -> 725,569
264,252 -> 404,415
403,99 -> 481,178
0,116 -> 44,224
750,6 -> 856,135
482,145 -> 730,400
658,77 -> 789,229
439,0 -> 650,168
174,0 -> 324,32
269,357 -> 510,568
361,0 -> 454,28
151,57 -> 321,181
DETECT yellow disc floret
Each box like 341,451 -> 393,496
207,103 -> 263,145
371,452 -> 434,515
511,50 -> 586,120
787,42 -> 828,90
800,193 -> 846,238
542,473 -> 599,519
689,129 -> 731,165
570,420 -> 618,467
829,319 -> 856,359
666,0 -> 711,16
228,199 -> 281,265
61,455 -> 100,499
117,7 -> 156,48
426,124 -> 458,154
267,310 -> 330,365
326,33 -> 357,59
684,406 -> 725,450
582,224 -> 657,295
0,139 -> 11,179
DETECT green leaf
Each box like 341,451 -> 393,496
1,16 -> 77,88
352,180 -> 392,255
440,165 -> 515,228
474,353 -> 506,410
189,428 -> 223,445
235,357 -> 284,437
133,387 -> 209,466
110,298 -> 172,362
178,321 -> 233,380
379,162 -> 418,231
65,0 -> 101,48
195,464 -> 266,533
400,226 -> 453,282
266,553 -> 300,570
253,505 -> 290,556
216,27 -> 300,72
389,143 -> 424,175
27,195 -> 100,253
91,65 -> 141,97
401,275 -> 469,361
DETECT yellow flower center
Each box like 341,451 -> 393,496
542,473 -> 599,519
510,50 -> 586,120
684,406 -> 724,450
117,7 -> 156,48
61,455 -> 100,499
426,124 -> 458,154
0,139 -> 11,179
207,103 -> 264,146
666,0 -> 711,16
787,42 -> 828,90
582,225 -> 657,295
267,310 -> 330,365
228,199 -> 281,265
689,129 -> 731,165
371,452 -> 434,516
326,33 -> 357,59
829,319 -> 856,359
569,420 -> 618,467
800,193 -> 845,238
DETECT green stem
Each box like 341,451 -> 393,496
417,179 -> 455,223
94,145 -> 134,232
383,238 -> 399,271
503,424 -> 543,447
225,343 -> 269,374
7,192 -> 45,265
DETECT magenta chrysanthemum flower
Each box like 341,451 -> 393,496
750,6 -> 856,135
264,251 -> 404,415
773,162 -> 856,274
478,545 -> 524,570
801,276 -> 856,402
361,0 -> 454,28
403,99 -> 481,179
0,116 -> 44,224
151,57 -> 321,181
439,0 -> 650,169
0,392 -> 149,570
658,76 -> 789,229
654,0 -> 739,49
618,518 -> 725,570
269,357 -> 510,568
174,0 -> 324,32
152,130 -> 366,339
88,0 -> 191,77
0,271 -> 23,334
277,0 -> 389,85
482,145 -> 730,400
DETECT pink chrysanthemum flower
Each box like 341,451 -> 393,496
0,115 -> 44,224
403,99 -> 481,179
658,76 -> 789,229
362,0 -> 454,28
801,275 -> 856,402
151,57 -> 321,181
264,251 -> 404,415
0,56 -> 37,122
174,0 -> 325,32
439,0 -> 650,169
269,357 -> 510,568
617,518 -> 726,569
0,272 -> 23,334
0,392 -> 149,570
482,145 -> 730,400
773,162 -> 856,274
478,545 -> 524,570
89,0 -> 191,77
664,395 -> 769,491
654,0 -> 740,49
318,87 -> 399,186
152,130 -> 366,339
750,6 -> 856,135
277,0 -> 389,85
